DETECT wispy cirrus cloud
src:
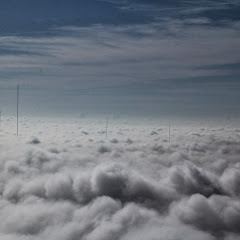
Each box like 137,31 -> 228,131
0,0 -> 240,117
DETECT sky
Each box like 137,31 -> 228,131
0,0 -> 240,118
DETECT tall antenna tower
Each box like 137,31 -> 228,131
0,110 -> 1,128
168,122 -> 171,142
106,116 -> 108,140
17,84 -> 19,137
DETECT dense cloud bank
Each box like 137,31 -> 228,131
0,117 -> 240,239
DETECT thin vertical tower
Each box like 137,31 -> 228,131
168,122 -> 171,142
0,110 -> 1,128
17,84 -> 19,137
106,116 -> 108,140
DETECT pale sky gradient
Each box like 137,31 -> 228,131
0,0 -> 240,118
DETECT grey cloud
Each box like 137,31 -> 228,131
172,193 -> 240,235
1,118 -> 240,239
168,162 -> 223,197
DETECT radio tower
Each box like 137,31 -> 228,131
169,122 -> 171,142
17,84 -> 19,137
106,116 -> 108,139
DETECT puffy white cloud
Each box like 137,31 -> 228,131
0,117 -> 240,239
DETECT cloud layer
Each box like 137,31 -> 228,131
0,117 -> 240,239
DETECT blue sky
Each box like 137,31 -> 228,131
0,0 -> 240,118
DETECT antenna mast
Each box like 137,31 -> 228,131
17,84 -> 19,137
168,122 -> 171,142
106,116 -> 108,139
